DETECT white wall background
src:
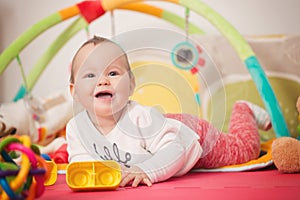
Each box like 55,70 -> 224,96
0,0 -> 299,102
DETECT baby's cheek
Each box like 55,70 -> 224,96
76,80 -> 94,90
119,78 -> 133,93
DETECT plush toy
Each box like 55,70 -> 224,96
271,96 -> 300,173
0,90 -> 72,148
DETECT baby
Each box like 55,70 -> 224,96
66,36 -> 271,187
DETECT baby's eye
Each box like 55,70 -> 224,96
85,73 -> 95,78
108,71 -> 119,77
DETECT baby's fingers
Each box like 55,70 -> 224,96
131,176 -> 143,187
120,173 -> 133,187
131,176 -> 152,187
120,173 -> 152,187
142,178 -> 152,187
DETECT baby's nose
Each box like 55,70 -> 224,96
97,76 -> 110,86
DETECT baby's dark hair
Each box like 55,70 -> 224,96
69,35 -> 132,83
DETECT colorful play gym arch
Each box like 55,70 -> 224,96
0,0 -> 290,138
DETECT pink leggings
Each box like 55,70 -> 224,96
165,102 -> 261,169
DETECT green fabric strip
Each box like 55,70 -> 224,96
0,13 -> 63,75
13,17 -> 87,101
245,56 -> 290,137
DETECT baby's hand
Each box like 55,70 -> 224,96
120,165 -> 152,187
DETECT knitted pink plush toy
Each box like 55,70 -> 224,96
271,96 -> 300,173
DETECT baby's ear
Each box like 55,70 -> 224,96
129,76 -> 136,96
69,83 -> 74,96
69,83 -> 78,100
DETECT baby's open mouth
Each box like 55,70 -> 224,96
95,91 -> 113,99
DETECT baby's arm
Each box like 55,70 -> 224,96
119,136 -> 195,187
135,140 -> 189,183
119,141 -> 186,187
134,123 -> 201,186
120,103 -> 201,186
66,121 -> 95,162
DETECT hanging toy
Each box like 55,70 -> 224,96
171,41 -> 203,73
170,8 -> 205,106
171,7 -> 206,74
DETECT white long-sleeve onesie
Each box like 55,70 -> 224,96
66,101 -> 202,183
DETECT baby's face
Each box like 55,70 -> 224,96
71,42 -> 135,118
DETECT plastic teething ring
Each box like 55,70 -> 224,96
0,135 -> 46,199
0,137 -> 20,166
27,178 -> 37,200
7,143 -> 37,167
0,168 -> 46,177
0,136 -> 36,200
36,155 -> 49,179
6,142 -> 45,198
33,155 -> 48,197
0,137 -> 30,199
3,143 -> 34,198
0,177 -> 18,199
